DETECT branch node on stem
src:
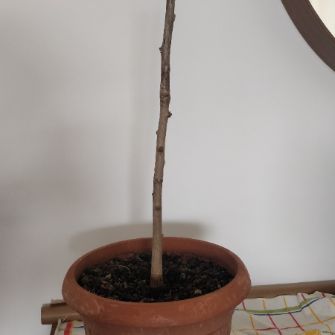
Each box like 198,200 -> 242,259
155,178 -> 163,184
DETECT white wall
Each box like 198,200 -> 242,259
1,1 -> 335,334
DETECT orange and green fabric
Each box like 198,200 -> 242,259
232,292 -> 335,335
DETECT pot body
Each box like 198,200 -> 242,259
62,237 -> 251,335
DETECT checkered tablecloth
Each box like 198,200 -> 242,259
55,292 -> 335,335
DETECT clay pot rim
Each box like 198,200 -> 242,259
63,237 -> 251,326
69,239 -> 241,305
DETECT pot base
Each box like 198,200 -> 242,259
83,314 -> 232,335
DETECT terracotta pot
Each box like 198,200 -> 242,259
62,237 -> 251,335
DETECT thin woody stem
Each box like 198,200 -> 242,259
150,0 -> 176,288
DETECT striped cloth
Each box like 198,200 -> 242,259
55,292 -> 335,335
233,292 -> 335,335
55,320 -> 84,335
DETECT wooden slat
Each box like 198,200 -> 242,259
249,280 -> 335,298
42,280 -> 335,325
41,302 -> 81,325
50,323 -> 57,335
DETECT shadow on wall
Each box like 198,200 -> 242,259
68,222 -> 206,255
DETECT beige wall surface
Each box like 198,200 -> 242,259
0,1 -> 335,334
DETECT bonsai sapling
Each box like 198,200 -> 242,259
78,0 -> 233,302
150,0 -> 176,289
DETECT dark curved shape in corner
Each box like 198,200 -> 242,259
282,0 -> 335,71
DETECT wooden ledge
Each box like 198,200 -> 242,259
248,280 -> 335,298
41,301 -> 82,324
41,280 -> 335,325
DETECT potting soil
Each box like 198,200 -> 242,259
78,252 -> 233,302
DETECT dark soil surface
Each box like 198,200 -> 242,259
78,252 -> 233,302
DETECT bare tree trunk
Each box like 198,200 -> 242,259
150,0 -> 176,288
